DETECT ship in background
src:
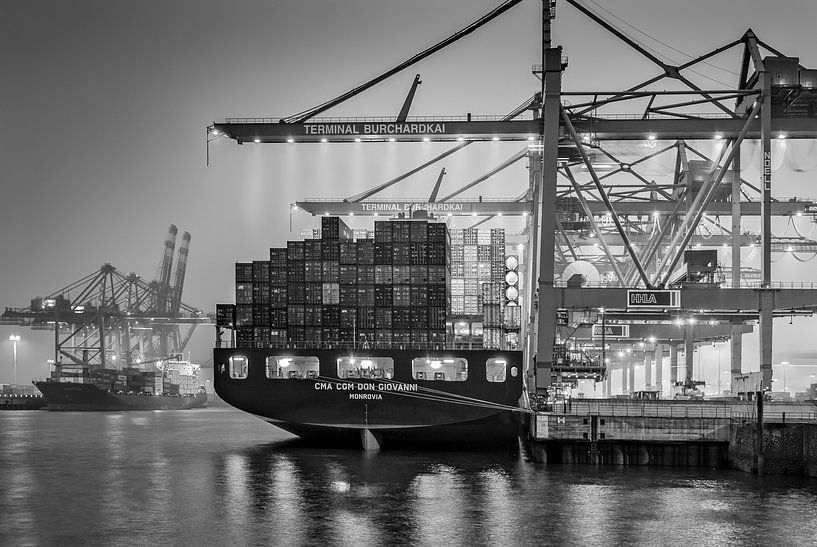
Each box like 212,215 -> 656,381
214,216 -> 529,450
35,357 -> 207,411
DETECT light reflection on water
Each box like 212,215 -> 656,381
1,409 -> 817,545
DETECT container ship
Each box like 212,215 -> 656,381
34,359 -> 207,411
213,216 -> 528,449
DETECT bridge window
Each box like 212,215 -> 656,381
337,357 -> 394,379
486,358 -> 507,382
266,356 -> 320,379
412,357 -> 467,382
228,355 -> 248,379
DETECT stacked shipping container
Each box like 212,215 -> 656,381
234,216 -> 448,349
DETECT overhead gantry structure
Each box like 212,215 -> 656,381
208,0 -> 817,395
1,226 -> 211,369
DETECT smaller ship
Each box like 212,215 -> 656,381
34,359 -> 207,411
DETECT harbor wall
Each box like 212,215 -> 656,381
529,403 -> 817,475
729,422 -> 817,477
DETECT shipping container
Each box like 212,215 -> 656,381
410,308 -> 428,328
374,243 -> 393,264
483,327 -> 502,350
393,329 -> 412,345
409,285 -> 428,306
490,228 -> 505,245
450,279 -> 464,296
392,243 -> 411,265
252,304 -> 270,326
375,307 -> 393,328
410,265 -> 428,285
269,269 -> 288,286
392,308 -> 412,329
305,327 -> 322,343
235,262 -> 253,283
322,283 -> 340,305
357,307 -> 376,329
463,262 -> 479,279
357,284 -> 375,307
374,221 -> 393,242
449,229 -> 464,245
411,330 -> 429,345
287,305 -> 305,326
321,241 -> 340,261
270,248 -> 288,269
375,329 -> 393,346
428,266 -> 445,285
477,262 -> 492,282
428,285 -> 446,307
321,261 -> 340,282
322,327 -> 340,343
392,265 -> 411,284
321,305 -> 340,326
339,264 -> 357,285
409,221 -> 427,242
357,329 -> 375,346
287,261 -> 305,283
503,305 -> 522,328
410,242 -> 428,265
464,295 -> 480,315
375,285 -> 393,307
392,221 -> 410,243
352,241 -> 372,266
340,241 -> 357,264
270,329 -> 288,346
427,242 -> 446,264
287,241 -> 305,261
450,244 -> 464,262
305,305 -> 322,326
449,262 -> 464,278
356,265 -> 375,284
252,283 -> 270,304
305,283 -> 323,305
450,295 -> 465,315
236,304 -> 253,326
321,216 -> 353,240
253,261 -> 270,282
375,265 -> 394,285
428,222 -> 446,242
270,308 -> 288,328
464,228 -> 478,245
339,327 -> 355,342
340,307 -> 357,328
393,285 -> 411,307
288,326 -> 306,342
353,229 -> 371,241
304,260 -> 322,282
464,279 -> 479,296
304,240 -> 323,261
428,306 -> 446,330
463,245 -> 478,262
287,283 -> 305,304
339,285 -> 357,306
235,283 -> 253,304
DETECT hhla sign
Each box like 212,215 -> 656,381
626,289 -> 681,308
593,324 -> 629,338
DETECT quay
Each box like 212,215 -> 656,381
529,399 -> 817,476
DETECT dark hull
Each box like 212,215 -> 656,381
214,347 -> 526,449
34,381 -> 207,411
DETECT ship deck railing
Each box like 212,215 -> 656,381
216,340 -> 518,352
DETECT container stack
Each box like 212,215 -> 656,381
481,282 -> 503,349
269,248 -> 288,346
234,262 -> 254,348
447,228 -> 505,314
229,216 -> 448,349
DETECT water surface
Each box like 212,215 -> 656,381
1,409 -> 816,545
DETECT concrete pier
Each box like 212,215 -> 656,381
529,399 -> 817,475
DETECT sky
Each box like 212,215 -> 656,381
1,0 -> 817,390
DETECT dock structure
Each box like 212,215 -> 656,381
530,399 -> 817,475
207,0 -> 817,456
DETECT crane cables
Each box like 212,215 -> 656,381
282,0 -> 523,124
313,375 -> 533,415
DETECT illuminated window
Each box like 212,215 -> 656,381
266,356 -> 319,379
337,357 -> 394,379
228,355 -> 248,379
412,357 -> 467,381
486,358 -> 507,382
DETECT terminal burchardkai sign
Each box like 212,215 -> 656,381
626,289 -> 681,308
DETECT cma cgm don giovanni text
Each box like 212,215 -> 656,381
214,216 -> 527,449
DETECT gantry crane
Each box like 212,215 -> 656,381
208,0 -> 817,395
1,226 -> 211,369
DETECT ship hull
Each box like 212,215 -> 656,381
34,381 -> 208,411
214,347 -> 526,450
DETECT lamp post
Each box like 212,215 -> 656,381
9,334 -> 20,385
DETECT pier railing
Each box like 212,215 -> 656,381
561,399 -> 817,423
